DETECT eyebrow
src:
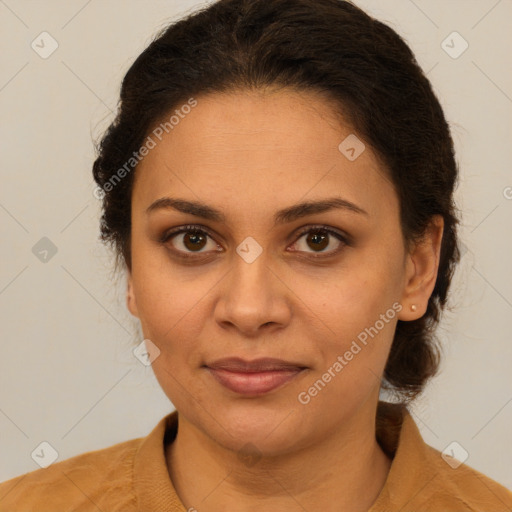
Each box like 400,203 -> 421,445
146,196 -> 368,225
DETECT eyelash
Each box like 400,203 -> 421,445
159,224 -> 351,261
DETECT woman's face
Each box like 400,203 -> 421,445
127,89 -> 440,456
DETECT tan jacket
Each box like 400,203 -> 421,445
1,401 -> 511,511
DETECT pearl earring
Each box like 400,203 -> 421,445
410,304 -> 417,312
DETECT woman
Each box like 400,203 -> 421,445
1,0 -> 511,510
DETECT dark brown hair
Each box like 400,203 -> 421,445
92,0 -> 461,404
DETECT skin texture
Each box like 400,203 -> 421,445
126,88 -> 444,512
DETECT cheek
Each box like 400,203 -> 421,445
307,252 -> 402,330
296,279 -> 400,414
132,267 -> 207,404
129,258 -> 203,361
134,278 -> 204,346
130,237 -> 208,330
299,248 -> 403,372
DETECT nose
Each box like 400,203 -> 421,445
213,249 -> 292,337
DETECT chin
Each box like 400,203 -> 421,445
205,403 -> 309,456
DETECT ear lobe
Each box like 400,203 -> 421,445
398,215 -> 444,321
126,274 -> 139,318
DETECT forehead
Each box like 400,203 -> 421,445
133,89 -> 396,221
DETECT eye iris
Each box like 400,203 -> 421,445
184,231 -> 207,251
307,230 -> 329,251
177,228 -> 335,254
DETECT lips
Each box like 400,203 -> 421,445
206,357 -> 307,372
204,357 -> 307,395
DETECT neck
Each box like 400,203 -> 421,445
165,400 -> 393,512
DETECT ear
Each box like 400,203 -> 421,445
126,271 -> 139,318
397,215 -> 444,321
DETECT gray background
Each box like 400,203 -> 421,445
1,0 -> 511,489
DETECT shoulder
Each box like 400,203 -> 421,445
0,436 -> 144,512
373,403 -> 512,512
419,442 -> 512,511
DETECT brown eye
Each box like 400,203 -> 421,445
305,230 -> 330,251
160,225 -> 220,257
290,226 -> 349,256
182,231 -> 208,252
159,224 -> 349,261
